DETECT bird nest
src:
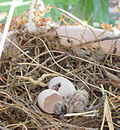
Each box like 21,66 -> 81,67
0,11 -> 120,130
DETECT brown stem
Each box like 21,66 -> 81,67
84,35 -> 120,44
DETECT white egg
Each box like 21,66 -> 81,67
38,89 -> 63,114
48,77 -> 76,97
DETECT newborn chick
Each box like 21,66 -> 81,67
53,89 -> 89,115
66,89 -> 89,113
53,101 -> 68,115
53,90 -> 106,116
53,101 -> 68,122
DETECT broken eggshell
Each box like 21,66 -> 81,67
24,22 -> 37,33
38,89 -> 63,114
48,77 -> 76,97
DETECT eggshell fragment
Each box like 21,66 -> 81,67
48,77 -> 76,97
24,22 -> 37,33
38,89 -> 62,114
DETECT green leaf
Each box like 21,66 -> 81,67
43,0 -> 80,21
43,0 -> 109,25
93,0 -> 109,23
71,0 -> 94,25
43,0 -> 61,23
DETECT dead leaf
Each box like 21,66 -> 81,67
72,47 -> 88,56
0,12 -> 7,21
104,97 -> 114,130
105,70 -> 120,83
101,21 -> 113,31
93,48 -> 105,62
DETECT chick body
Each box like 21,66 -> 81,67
53,89 -> 89,115
66,89 -> 89,113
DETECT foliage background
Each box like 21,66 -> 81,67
0,0 -> 117,27
44,0 -> 110,25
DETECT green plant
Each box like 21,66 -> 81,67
0,0 -> 109,26
43,0 -> 109,25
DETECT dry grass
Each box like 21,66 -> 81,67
0,10 -> 120,130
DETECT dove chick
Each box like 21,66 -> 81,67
53,101 -> 68,115
66,89 -> 89,113
53,89 -> 89,115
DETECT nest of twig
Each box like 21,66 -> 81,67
0,11 -> 120,130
